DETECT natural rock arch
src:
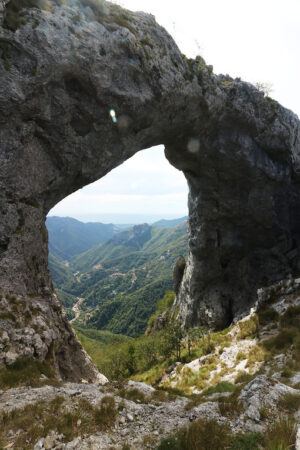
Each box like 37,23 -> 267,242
0,0 -> 299,379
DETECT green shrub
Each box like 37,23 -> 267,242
0,358 -> 58,389
94,396 -> 117,429
258,307 -> 279,326
234,372 -> 256,385
0,311 -> 16,322
230,432 -> 263,449
117,388 -> 146,404
263,328 -> 297,352
281,368 -> 294,378
147,291 -> 175,328
238,315 -> 259,339
202,381 -> 236,396
2,0 -> 38,31
157,418 -> 232,450
150,389 -> 174,403
280,305 -> 300,328
236,352 -> 246,361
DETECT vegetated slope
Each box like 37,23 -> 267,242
48,253 -> 75,287
152,216 -> 188,228
51,221 -> 188,337
46,216 -> 122,261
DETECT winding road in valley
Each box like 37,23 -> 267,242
70,297 -> 84,324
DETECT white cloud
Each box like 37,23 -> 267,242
121,0 -> 300,116
49,147 -> 189,221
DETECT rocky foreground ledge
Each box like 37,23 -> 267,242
1,279 -> 300,449
0,375 -> 299,449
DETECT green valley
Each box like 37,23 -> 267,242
47,218 -> 188,337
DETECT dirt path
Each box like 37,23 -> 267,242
70,297 -> 84,324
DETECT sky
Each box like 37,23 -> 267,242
49,0 -> 300,224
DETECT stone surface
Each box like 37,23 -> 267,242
296,425 -> 300,450
239,374 -> 300,422
10,374 -> 298,449
0,0 -> 300,377
290,372 -> 300,386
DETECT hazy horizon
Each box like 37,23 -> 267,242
49,147 -> 189,222
47,212 -> 188,225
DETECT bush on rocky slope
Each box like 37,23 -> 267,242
157,415 -> 297,450
0,358 -> 60,390
0,394 -> 117,449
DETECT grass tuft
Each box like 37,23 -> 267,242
0,358 -> 59,390
0,394 -> 117,448
94,395 -> 117,429
157,418 -> 231,450
202,381 -> 236,396
117,387 -> 146,403
278,393 -> 300,413
257,306 -> 279,326
218,389 -> 244,418
237,315 -> 259,339
263,416 -> 297,450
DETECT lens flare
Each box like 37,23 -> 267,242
109,109 -> 117,123
187,138 -> 200,154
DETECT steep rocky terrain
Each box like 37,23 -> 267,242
0,278 -> 299,449
0,0 -> 300,381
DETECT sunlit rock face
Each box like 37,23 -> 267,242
0,0 -> 299,376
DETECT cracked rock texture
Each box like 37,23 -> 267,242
0,0 -> 300,376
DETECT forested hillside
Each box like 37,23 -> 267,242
46,216 -> 123,261
152,216 -> 188,228
49,220 -> 188,336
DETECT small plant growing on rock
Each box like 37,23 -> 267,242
230,432 -> 263,449
218,389 -> 244,418
237,315 -> 259,339
263,416 -> 297,449
0,358 -> 59,390
202,381 -> 236,396
257,306 -> 279,326
157,418 -> 232,450
94,396 -> 117,429
117,387 -> 146,403
278,393 -> 300,414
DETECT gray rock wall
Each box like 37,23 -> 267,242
0,0 -> 299,377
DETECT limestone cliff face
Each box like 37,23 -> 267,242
169,77 -> 300,329
0,0 -> 299,377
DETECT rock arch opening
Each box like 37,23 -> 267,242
46,146 -> 189,336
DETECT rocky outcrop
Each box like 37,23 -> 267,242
0,0 -> 300,376
239,374 -> 299,423
173,255 -> 186,294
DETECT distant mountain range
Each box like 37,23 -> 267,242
47,216 -> 187,261
46,216 -> 119,261
47,216 -> 188,336
152,216 -> 188,228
